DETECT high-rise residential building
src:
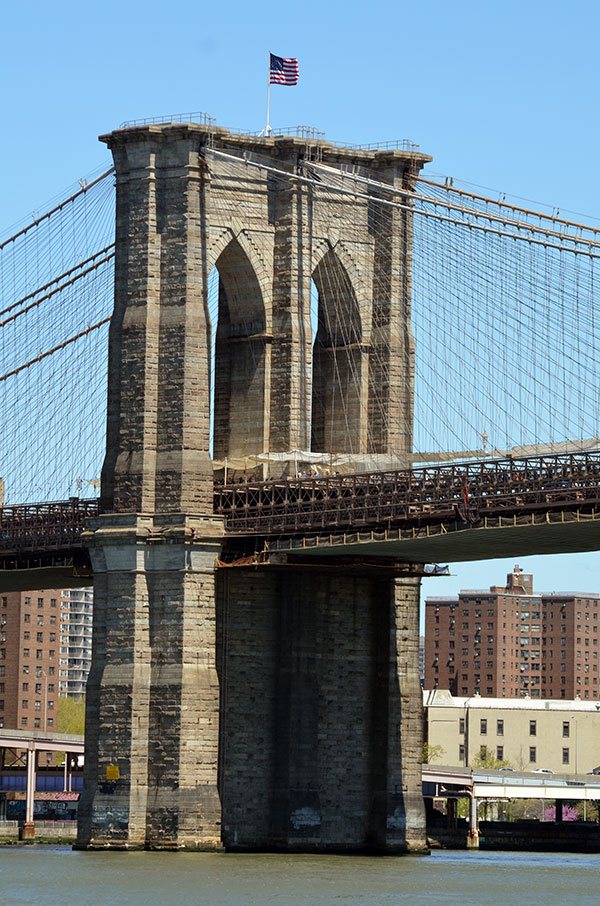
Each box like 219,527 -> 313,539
424,565 -> 600,700
59,588 -> 93,697
0,588 -> 93,730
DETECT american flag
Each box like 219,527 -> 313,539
269,53 -> 299,86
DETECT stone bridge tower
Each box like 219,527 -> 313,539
76,122 -> 431,853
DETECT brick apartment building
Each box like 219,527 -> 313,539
0,588 -> 93,730
424,565 -> 600,699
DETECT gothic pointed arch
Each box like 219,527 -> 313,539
311,248 -> 367,454
212,236 -> 270,459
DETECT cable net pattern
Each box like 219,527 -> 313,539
2,147 -> 600,504
0,167 -> 115,504
411,178 -> 600,459
208,150 -> 600,468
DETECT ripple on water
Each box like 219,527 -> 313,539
0,847 -> 599,906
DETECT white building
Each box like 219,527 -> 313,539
59,588 -> 93,697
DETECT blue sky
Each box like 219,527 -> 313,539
2,0 -> 600,601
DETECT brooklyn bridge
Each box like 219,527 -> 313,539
1,116 -> 599,851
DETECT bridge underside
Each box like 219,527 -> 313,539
0,553 -> 92,592
270,509 -> 600,564
2,510 -> 600,593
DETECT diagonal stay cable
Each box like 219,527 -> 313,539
0,245 -> 115,324
0,168 -> 114,253
0,318 -> 110,383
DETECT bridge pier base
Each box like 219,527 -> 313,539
218,568 -> 427,854
76,513 -> 225,851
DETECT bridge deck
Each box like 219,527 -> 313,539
0,451 -> 599,584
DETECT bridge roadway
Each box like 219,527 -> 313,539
423,764 -> 600,801
1,449 -> 600,589
0,728 -> 84,831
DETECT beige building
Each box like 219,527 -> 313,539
424,689 -> 600,774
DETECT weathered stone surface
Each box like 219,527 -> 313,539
217,570 -> 427,853
78,122 -> 429,853
77,514 -> 224,850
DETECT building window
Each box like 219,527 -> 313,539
480,745 -> 487,759
497,720 -> 504,736
47,717 -> 54,727
562,721 -> 570,738
562,748 -> 570,765
459,744 -> 465,763
497,746 -> 504,761
24,613 -> 30,624
529,747 -> 537,763
36,632 -> 43,643
36,650 -> 42,660
21,700 -> 28,709
34,701 -> 41,712
480,719 -> 487,735
459,718 -> 465,734
35,684 -> 42,694
529,720 -> 537,736
22,683 -> 28,692
23,649 -> 29,658
21,717 -> 28,727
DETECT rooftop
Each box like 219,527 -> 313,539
424,689 -> 600,712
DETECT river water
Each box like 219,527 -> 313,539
0,847 -> 598,905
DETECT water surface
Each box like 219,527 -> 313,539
0,847 -> 598,905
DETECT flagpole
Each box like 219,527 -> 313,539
265,52 -> 272,136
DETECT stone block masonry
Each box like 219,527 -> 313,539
217,569 -> 426,853
77,120 -> 430,852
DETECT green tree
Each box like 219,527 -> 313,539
470,750 -> 512,771
422,743 -> 446,764
56,696 -> 86,735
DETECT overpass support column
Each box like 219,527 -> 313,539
467,796 -> 480,848
21,744 -> 36,839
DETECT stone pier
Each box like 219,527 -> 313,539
76,120 -> 429,852
217,570 -> 426,853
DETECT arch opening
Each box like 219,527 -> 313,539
311,250 -> 366,454
208,238 -> 269,462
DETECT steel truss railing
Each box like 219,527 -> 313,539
214,450 -> 600,536
0,500 -> 100,554
2,451 -> 600,557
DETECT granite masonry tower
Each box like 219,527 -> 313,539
76,121 -> 431,852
